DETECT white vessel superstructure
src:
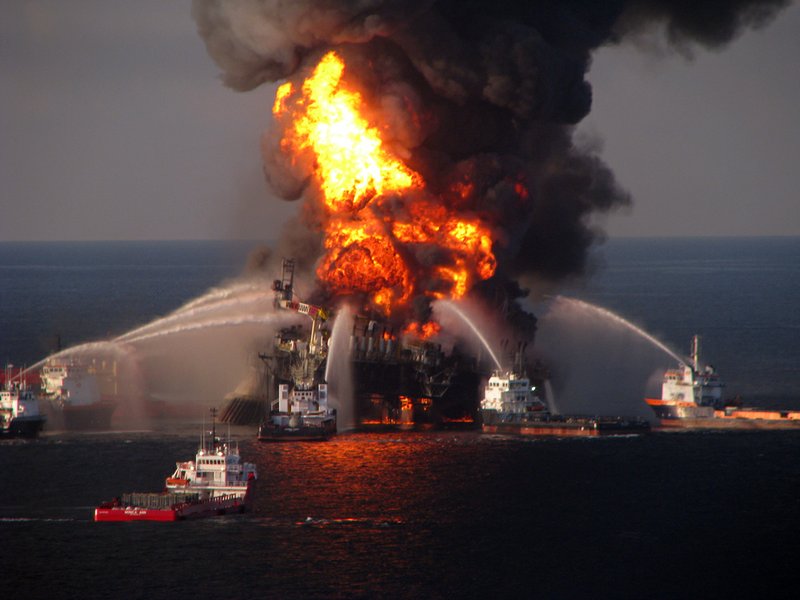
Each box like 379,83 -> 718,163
480,362 -> 650,437
40,360 -> 117,429
480,370 -> 546,422
166,419 -> 257,499
1,375 -> 46,437
95,411 -> 257,522
41,361 -> 101,406
646,335 -> 800,428
257,259 -> 336,441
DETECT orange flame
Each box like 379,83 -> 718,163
276,52 -> 418,213
273,51 -> 498,320
403,321 -> 442,339
319,217 -> 411,313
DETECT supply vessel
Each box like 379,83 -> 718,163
256,258 -> 337,441
481,355 -> 650,437
1,367 -> 46,438
646,335 -> 800,429
40,360 -> 117,430
94,410 -> 257,521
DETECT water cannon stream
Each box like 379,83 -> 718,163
546,296 -> 687,366
434,300 -> 502,371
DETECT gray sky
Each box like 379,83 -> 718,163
582,1 -> 800,238
2,0 -> 798,241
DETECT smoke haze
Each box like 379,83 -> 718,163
192,0 -> 788,332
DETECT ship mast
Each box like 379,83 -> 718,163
209,407 -> 218,451
272,258 -> 329,390
691,335 -> 701,373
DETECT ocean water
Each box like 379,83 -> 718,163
3,429 -> 799,599
576,236 -> 800,405
1,237 -> 799,599
0,240 -> 254,366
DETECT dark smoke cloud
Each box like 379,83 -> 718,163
617,1 -> 790,50
192,0 -> 789,328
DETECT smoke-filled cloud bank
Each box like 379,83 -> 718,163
192,0 -> 788,333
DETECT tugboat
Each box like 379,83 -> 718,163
40,360 -> 117,430
646,335 -> 800,429
1,367 -> 46,438
257,259 -> 337,442
94,409 -> 257,521
481,356 -> 650,437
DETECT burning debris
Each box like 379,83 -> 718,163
192,0 -> 788,343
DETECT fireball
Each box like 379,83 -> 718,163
273,51 -> 497,321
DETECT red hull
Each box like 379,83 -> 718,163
95,507 -> 181,522
94,487 -> 252,522
94,498 -> 247,522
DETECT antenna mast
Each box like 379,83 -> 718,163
210,407 -> 218,450
691,335 -> 701,372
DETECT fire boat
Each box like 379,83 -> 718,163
646,335 -> 800,429
40,359 -> 117,430
256,259 -> 337,442
1,367 -> 46,438
481,352 -> 650,437
94,409 -> 257,521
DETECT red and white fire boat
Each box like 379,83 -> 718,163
95,415 -> 257,522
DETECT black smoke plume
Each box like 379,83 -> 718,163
192,0 -> 788,333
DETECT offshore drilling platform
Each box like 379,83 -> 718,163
348,312 -> 483,427
221,258 -> 487,429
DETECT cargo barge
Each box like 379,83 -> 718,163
646,335 -> 800,430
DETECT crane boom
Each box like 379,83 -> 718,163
272,257 -> 329,325
277,299 -> 328,322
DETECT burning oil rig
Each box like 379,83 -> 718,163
221,258 -> 487,429
347,313 -> 482,427
199,2 -> 781,434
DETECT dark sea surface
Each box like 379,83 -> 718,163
0,240 -> 254,366
572,236 -> 800,406
2,238 -> 800,599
